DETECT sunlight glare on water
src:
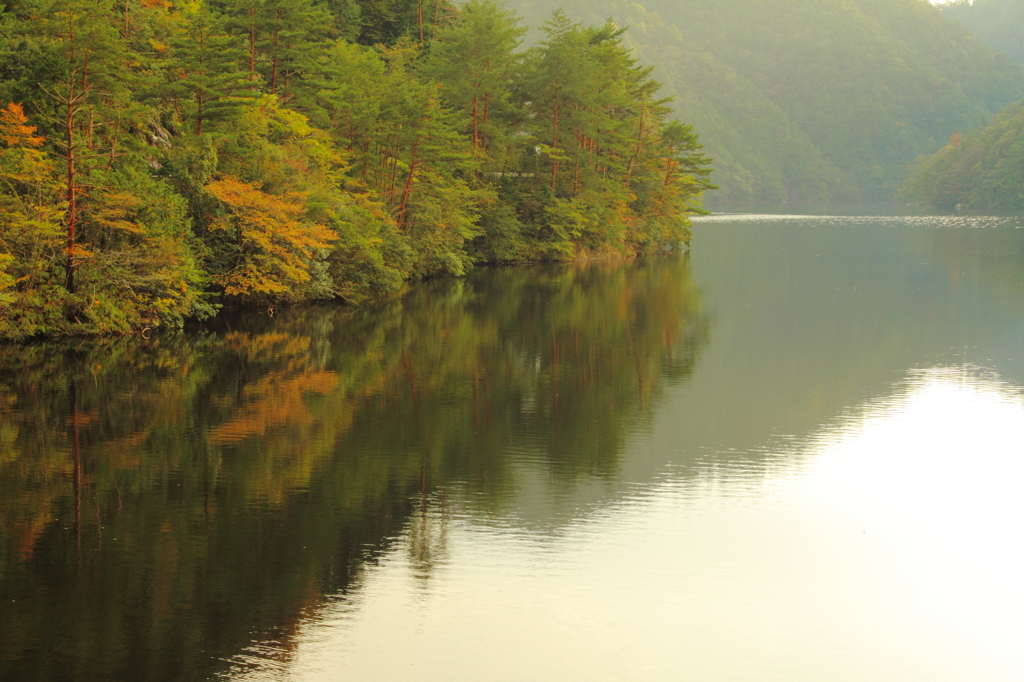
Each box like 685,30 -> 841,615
225,365 -> 1024,682
780,366 -> 1024,674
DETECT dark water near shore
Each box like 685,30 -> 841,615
2,214 -> 1024,681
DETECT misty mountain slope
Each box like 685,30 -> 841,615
901,99 -> 1024,212
941,0 -> 1024,65
619,7 -> 840,207
508,0 -> 1024,208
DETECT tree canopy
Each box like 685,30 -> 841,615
900,99 -> 1024,213
0,0 -> 713,339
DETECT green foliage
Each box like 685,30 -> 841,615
419,0 -> 526,165
163,3 -> 254,137
941,0 -> 1024,65
74,161 -> 215,330
505,0 -> 1024,208
509,13 -> 713,255
0,0 -> 713,339
901,99 -> 1024,214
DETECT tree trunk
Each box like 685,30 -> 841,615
65,86 -> 78,293
625,94 -> 647,181
482,91 -> 490,149
397,136 -> 421,230
471,94 -> 479,149
248,6 -> 257,89
271,15 -> 281,93
432,0 -> 442,39
550,87 -> 560,191
417,0 -> 424,44
663,159 -> 677,186
65,16 -> 78,294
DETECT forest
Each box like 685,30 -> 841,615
0,0 -> 713,339
941,0 -> 1024,65
898,0 -> 1024,212
900,98 -> 1024,213
503,0 -> 1024,208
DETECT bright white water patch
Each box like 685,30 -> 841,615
779,366 -> 1024,676
226,365 -> 1024,682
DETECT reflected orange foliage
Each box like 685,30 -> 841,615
208,371 -> 340,445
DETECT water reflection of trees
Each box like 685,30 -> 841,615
0,254 -> 707,681
921,225 -> 1024,302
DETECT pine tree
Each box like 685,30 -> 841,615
12,0 -> 135,292
421,0 -> 525,165
165,4 -> 252,136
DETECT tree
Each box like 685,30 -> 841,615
164,4 -> 251,136
206,176 -> 335,297
0,0 -> 715,338
513,13 -> 711,255
21,0 -> 132,292
420,0 -> 525,162
260,0 -> 333,99
0,102 -> 63,332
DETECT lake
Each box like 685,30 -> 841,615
2,214 -> 1024,681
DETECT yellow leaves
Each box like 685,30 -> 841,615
88,190 -> 146,235
0,104 -> 44,149
216,262 -> 291,297
536,142 -> 570,162
206,176 -> 336,297
0,253 -> 14,302
231,95 -> 352,200
239,95 -> 327,153
263,97 -> 316,140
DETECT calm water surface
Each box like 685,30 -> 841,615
2,214 -> 1024,681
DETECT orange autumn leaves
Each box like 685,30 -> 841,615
0,103 -> 43,149
0,103 -> 58,302
206,177 -> 335,297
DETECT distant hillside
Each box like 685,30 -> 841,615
941,0 -> 1024,64
900,99 -> 1024,212
508,0 -> 1024,208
